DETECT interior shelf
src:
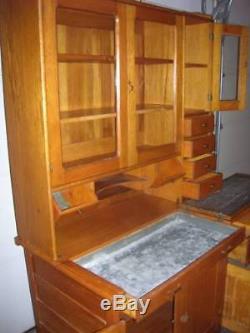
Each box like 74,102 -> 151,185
136,104 -> 173,114
60,107 -> 116,124
136,57 -> 174,65
58,53 -> 115,63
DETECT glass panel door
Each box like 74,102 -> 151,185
56,8 -> 117,167
135,17 -> 177,160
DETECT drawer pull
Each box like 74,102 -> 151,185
180,313 -> 189,324
201,122 -> 208,128
204,164 -> 210,169
209,183 -> 215,189
203,144 -> 209,148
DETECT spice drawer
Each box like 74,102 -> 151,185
184,154 -> 216,179
182,173 -> 223,200
183,134 -> 215,158
184,113 -> 214,137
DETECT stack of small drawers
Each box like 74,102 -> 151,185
182,112 -> 223,200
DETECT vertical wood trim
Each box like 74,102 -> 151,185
207,23 -> 214,111
117,4 -> 137,167
212,24 -> 223,111
175,16 -> 185,154
0,0 -> 56,258
238,27 -> 249,110
41,0 -> 65,185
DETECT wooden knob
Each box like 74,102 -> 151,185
180,313 -> 189,323
203,144 -> 209,148
201,123 -> 208,128
209,184 -> 215,189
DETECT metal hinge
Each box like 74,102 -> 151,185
209,32 -> 215,41
208,93 -> 213,102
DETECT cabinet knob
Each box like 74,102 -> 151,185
128,80 -> 134,93
201,122 -> 208,128
203,144 -> 209,148
204,164 -> 210,169
180,313 -> 189,323
209,183 -> 215,189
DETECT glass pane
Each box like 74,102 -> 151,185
135,20 -> 176,151
220,35 -> 240,101
56,9 -> 117,166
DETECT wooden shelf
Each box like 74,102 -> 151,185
185,63 -> 208,68
56,192 -> 177,259
136,104 -> 173,115
60,108 -> 116,124
58,53 -> 115,63
136,57 -> 174,65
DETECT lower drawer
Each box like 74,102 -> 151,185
182,173 -> 223,200
184,154 -> 216,179
183,134 -> 215,158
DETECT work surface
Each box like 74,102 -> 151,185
75,212 -> 236,297
184,174 -> 250,218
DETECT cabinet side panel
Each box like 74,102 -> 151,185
0,0 -> 56,258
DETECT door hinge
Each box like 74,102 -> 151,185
208,93 -> 213,102
209,32 -> 214,41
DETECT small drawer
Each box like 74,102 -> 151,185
184,113 -> 214,137
183,134 -> 215,158
182,172 -> 223,200
184,154 -> 216,179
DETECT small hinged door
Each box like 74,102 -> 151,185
42,0 -> 135,187
212,23 -> 249,111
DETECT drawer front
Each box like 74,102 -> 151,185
182,173 -> 223,200
184,154 -> 216,179
184,114 -> 214,137
183,135 -> 215,158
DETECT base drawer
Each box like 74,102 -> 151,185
184,113 -> 214,137
184,154 -> 216,179
182,173 -> 223,200
183,135 -> 215,158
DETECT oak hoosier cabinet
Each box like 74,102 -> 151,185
0,0 -> 248,333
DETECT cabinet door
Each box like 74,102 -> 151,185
43,1 -> 132,187
134,7 -> 183,164
184,16 -> 213,114
212,24 -> 249,111
174,257 -> 227,333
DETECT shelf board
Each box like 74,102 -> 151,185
60,107 -> 116,124
58,53 -> 115,63
185,63 -> 208,68
136,57 -> 174,65
136,104 -> 173,115
56,192 -> 177,259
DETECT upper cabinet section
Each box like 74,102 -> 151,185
213,24 -> 249,111
44,0 -> 183,187
184,16 -> 213,114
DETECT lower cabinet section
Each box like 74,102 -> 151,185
223,263 -> 250,333
174,258 -> 226,333
25,252 -> 231,333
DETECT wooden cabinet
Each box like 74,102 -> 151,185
0,1 -> 249,333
